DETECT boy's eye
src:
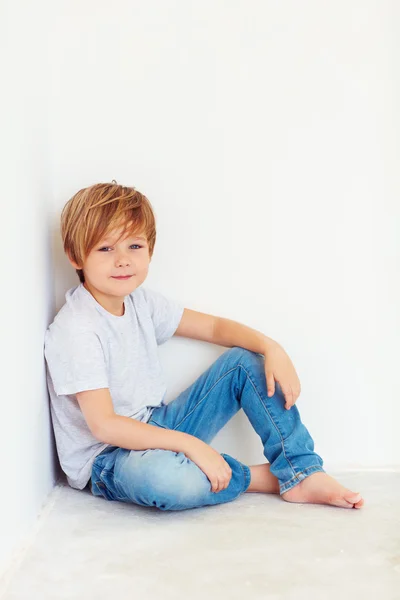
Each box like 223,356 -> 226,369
98,245 -> 143,252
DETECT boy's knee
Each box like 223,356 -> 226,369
124,449 -> 210,510
225,346 -> 262,366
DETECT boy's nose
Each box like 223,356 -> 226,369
116,254 -> 130,265
117,259 -> 128,264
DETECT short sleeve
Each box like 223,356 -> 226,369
44,326 -> 109,396
140,286 -> 184,346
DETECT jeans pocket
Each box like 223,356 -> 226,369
90,457 -> 107,499
94,471 -> 117,501
92,478 -> 112,501
94,459 -> 128,502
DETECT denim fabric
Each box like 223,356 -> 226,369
90,347 -> 325,510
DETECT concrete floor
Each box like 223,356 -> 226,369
1,471 -> 399,600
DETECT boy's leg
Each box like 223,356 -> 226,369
148,346 -> 363,508
95,347 -> 363,510
108,445 -> 251,510
149,346 -> 323,494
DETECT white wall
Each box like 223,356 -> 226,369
1,0 -> 399,580
49,0 -> 399,470
0,0 -> 59,584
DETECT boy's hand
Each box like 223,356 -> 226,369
184,439 -> 232,493
263,341 -> 301,410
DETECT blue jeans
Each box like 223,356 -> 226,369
90,347 -> 325,510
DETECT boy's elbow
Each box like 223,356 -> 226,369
94,416 -> 116,444
75,388 -> 116,442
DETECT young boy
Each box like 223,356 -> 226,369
44,181 -> 364,511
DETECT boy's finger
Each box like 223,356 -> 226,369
284,387 -> 294,408
266,372 -> 275,396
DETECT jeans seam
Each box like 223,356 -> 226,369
170,365 -> 240,431
148,420 -> 167,429
113,478 -> 130,501
236,362 -> 299,481
162,359 -> 299,482
282,464 -> 323,485
98,466 -> 127,502
280,465 -> 325,493
151,353 -> 307,489
239,462 -> 251,494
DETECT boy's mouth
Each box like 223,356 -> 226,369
112,275 -> 133,280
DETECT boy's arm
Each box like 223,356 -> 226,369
76,388 -> 198,453
174,310 -> 301,407
174,308 -> 273,354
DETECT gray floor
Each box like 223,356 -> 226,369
1,472 -> 399,600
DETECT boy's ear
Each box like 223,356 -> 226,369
66,251 -> 81,270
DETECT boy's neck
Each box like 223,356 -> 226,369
83,281 -> 125,317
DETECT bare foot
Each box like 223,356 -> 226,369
282,471 -> 364,509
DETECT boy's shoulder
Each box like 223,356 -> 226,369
44,284 -> 149,340
45,284 -> 100,344
44,282 -> 181,350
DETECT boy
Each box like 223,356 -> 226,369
44,181 -> 364,511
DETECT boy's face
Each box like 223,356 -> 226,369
68,224 -> 151,298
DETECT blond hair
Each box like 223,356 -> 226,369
61,181 -> 156,283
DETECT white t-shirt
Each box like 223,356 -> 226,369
44,282 -> 184,490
